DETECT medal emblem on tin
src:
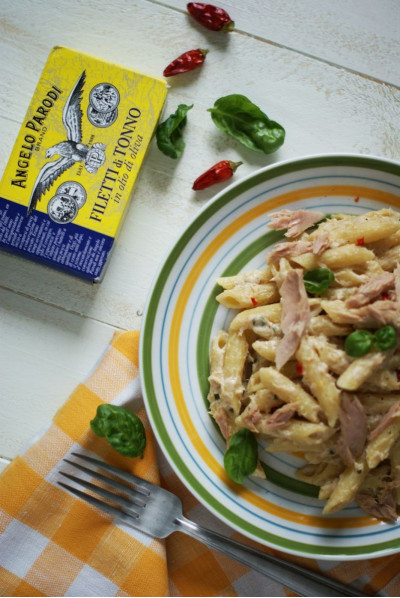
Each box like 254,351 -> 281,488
47,181 -> 87,224
87,83 -> 120,128
56,181 -> 87,208
47,194 -> 79,224
27,71 -> 107,216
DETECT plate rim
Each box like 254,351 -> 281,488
140,152 -> 400,560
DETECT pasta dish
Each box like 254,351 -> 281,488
208,207 -> 400,522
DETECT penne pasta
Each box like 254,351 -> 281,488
208,330 -> 229,405
217,282 -> 279,309
308,315 -> 352,337
323,458 -> 367,514
264,420 -> 334,444
296,461 -> 345,487
290,252 -> 319,270
337,352 -> 385,391
216,266 -> 273,289
229,303 -> 282,333
220,331 -> 249,415
314,209 -> 400,245
366,419 -> 400,469
259,367 -> 320,423
378,245 -> 400,271
296,336 -> 341,426
208,208 -> 400,522
252,338 -> 279,362
319,245 -> 375,269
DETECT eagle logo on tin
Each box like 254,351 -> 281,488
27,71 -> 108,216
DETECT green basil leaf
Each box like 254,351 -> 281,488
345,330 -> 374,357
90,404 -> 146,458
373,325 -> 397,351
303,268 -> 335,295
224,429 -> 258,484
156,104 -> 193,159
208,94 -> 285,154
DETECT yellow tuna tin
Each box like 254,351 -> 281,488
0,46 -> 167,281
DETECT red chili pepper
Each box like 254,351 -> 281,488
356,237 -> 365,246
187,2 -> 234,32
354,196 -> 360,203
296,362 -> 303,376
381,292 -> 391,300
192,160 -> 243,190
163,48 -> 208,77
250,297 -> 258,307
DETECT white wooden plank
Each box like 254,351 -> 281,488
0,287 -> 117,460
161,0 -> 400,86
0,0 -> 399,486
0,1 -> 399,330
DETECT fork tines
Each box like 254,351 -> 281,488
58,452 -> 150,521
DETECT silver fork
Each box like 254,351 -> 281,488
59,453 -> 368,598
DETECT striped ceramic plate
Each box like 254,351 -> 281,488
140,154 -> 400,559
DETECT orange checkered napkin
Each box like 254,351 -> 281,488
1,331 -> 400,597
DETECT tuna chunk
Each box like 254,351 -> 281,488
212,405 -> 231,440
268,209 -> 325,238
268,234 -> 329,264
241,404 -> 263,433
322,299 -> 400,329
394,263 -> 400,301
346,273 -> 394,308
260,403 -> 297,430
268,240 -> 313,263
276,269 -> 310,369
312,233 -> 330,255
358,301 -> 400,329
336,394 -> 367,466
356,489 -> 397,523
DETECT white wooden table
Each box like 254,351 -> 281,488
1,0 -> 399,473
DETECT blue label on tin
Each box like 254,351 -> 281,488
0,197 -> 114,280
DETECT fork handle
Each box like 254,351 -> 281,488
175,516 -> 367,597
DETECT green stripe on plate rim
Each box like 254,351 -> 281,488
141,154 -> 400,557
